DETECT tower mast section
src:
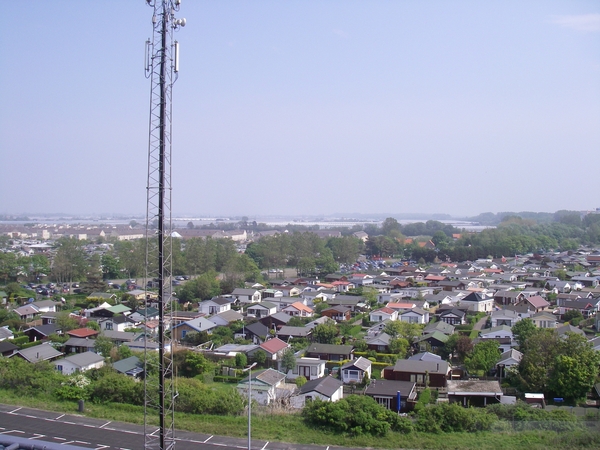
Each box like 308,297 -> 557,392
143,1 -> 185,450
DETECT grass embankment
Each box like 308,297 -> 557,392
1,390 -> 599,450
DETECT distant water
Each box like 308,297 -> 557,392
0,218 -> 493,232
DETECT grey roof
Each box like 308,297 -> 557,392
299,375 -> 343,397
447,379 -> 502,395
497,348 -> 523,365
408,352 -> 442,362
392,359 -> 449,375
100,330 -> 138,341
64,337 -> 97,349
212,310 -> 244,323
0,327 -> 14,340
55,351 -> 104,368
277,326 -> 312,337
240,368 -> 286,386
215,343 -> 259,353
16,342 -> 63,363
341,356 -> 371,371
423,321 -> 455,335
112,356 -> 143,376
367,332 -> 391,345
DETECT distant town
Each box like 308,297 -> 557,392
1,208 -> 600,448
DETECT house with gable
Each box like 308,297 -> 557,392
369,307 -> 398,323
247,301 -> 277,319
236,368 -> 292,406
242,322 -> 270,344
341,357 -> 372,384
366,332 -> 391,353
515,295 -> 550,314
291,375 -> 344,408
460,292 -> 494,313
282,301 -> 314,318
320,306 -> 352,322
199,298 -> 232,316
172,317 -> 218,341
252,337 -> 289,361
439,308 -> 466,325
490,309 -> 521,328
231,288 -> 261,304
399,308 -> 429,324
530,311 -> 558,329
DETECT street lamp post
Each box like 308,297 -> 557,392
243,362 -> 258,450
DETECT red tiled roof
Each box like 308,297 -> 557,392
67,328 -> 99,338
260,338 -> 289,354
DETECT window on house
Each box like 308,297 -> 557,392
182,330 -> 187,338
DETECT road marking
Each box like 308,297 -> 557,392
150,429 -> 159,436
75,440 -> 91,445
326,447 -> 330,450
29,434 -> 46,440
56,414 -> 66,420
99,422 -> 111,429
54,436 -> 67,441
94,445 -> 110,450
64,421 -> 76,425
204,435 -> 213,443
62,441 -> 76,445
261,442 -> 269,450
0,430 -> 23,434
8,407 -> 22,414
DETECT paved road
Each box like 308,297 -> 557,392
0,404 -> 362,450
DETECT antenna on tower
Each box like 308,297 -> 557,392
143,1 -> 185,450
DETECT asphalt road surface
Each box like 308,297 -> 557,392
0,404 -> 362,450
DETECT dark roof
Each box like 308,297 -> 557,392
364,379 -> 417,400
307,343 -> 353,355
300,375 -> 343,397
25,324 -> 59,337
245,322 -> 269,338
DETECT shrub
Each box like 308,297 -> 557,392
90,372 -> 144,405
414,403 -> 497,433
302,395 -> 404,436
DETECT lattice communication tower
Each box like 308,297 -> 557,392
143,1 -> 185,449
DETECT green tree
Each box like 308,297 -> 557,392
55,311 -> 79,332
234,352 -> 247,368
312,322 -> 339,344
511,318 -> 536,349
177,271 -> 221,302
252,349 -> 267,367
94,335 -> 114,359
280,348 -> 296,373
388,337 -> 409,357
51,237 -> 89,283
548,333 -> 600,401
464,340 -> 501,375
383,321 -> 423,344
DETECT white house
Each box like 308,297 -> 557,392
231,288 -> 262,304
53,351 -> 105,375
369,307 -> 398,323
287,357 -> 326,381
199,298 -> 232,316
291,375 -> 344,408
247,301 -> 277,318
399,308 -> 429,324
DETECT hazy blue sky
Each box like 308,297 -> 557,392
1,1 -> 599,218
